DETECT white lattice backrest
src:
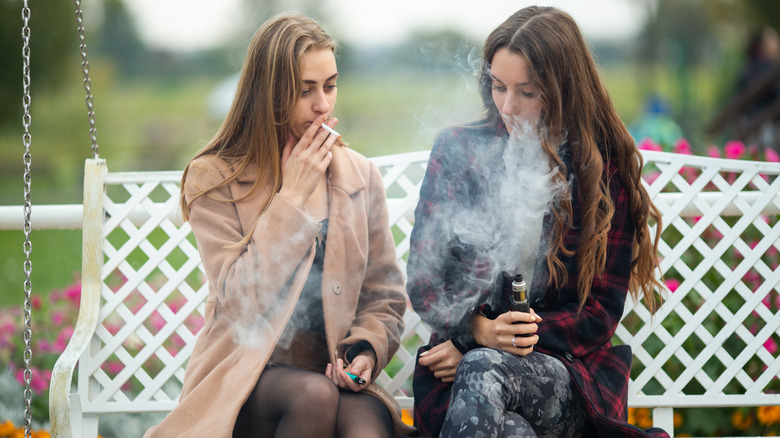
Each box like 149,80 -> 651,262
72,149 -> 780,421
620,150 -> 780,409
75,152 -> 432,415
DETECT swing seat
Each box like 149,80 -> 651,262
47,150 -> 780,438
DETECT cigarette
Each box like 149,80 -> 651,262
345,371 -> 366,385
320,123 -> 341,138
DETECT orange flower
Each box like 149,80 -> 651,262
758,406 -> 780,426
732,409 -> 754,430
628,407 -> 636,425
401,409 -> 414,426
634,408 -> 653,429
0,420 -> 16,435
32,431 -> 52,438
673,411 -> 683,428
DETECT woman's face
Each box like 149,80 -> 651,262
490,47 -> 542,133
292,48 -> 338,139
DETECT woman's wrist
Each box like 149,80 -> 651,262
469,311 -> 489,346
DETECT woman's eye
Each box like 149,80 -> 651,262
522,91 -> 535,98
301,89 -> 311,96
492,84 -> 506,92
326,84 -> 337,91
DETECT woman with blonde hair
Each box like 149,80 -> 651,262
407,6 -> 668,438
145,13 -> 414,438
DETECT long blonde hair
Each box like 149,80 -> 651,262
181,13 -> 338,221
480,6 -> 664,310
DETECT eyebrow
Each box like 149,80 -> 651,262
490,74 -> 531,87
302,72 -> 339,85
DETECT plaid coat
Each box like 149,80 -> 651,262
407,123 -> 669,438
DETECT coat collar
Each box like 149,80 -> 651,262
234,145 -> 366,196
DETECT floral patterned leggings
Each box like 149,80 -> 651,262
440,348 -> 586,438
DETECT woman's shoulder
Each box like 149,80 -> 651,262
183,154 -> 235,199
187,153 -> 232,179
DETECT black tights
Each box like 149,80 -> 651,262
233,365 -> 393,438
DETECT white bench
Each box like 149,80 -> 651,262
48,150 -> 780,438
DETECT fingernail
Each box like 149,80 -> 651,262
419,351 -> 428,356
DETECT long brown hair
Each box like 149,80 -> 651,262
181,13 -> 338,222
479,6 -> 663,310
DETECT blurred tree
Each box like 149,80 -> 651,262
635,0 -> 779,148
0,0 -> 76,128
637,0 -> 717,146
744,0 -> 780,33
98,0 -> 144,77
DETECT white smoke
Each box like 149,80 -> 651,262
417,116 -> 569,330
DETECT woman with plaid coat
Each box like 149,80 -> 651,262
407,6 -> 669,438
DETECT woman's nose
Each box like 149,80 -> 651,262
502,95 -> 519,115
313,90 -> 331,113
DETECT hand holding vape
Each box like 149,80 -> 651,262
345,371 -> 366,386
509,274 -> 529,313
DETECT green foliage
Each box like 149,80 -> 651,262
0,0 -> 77,128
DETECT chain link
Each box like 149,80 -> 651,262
73,0 -> 99,158
21,1 -> 34,437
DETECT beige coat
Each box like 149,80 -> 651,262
144,145 -> 415,437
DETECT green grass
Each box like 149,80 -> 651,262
0,229 -> 81,307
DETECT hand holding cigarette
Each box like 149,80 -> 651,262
278,115 -> 337,208
320,122 -> 341,138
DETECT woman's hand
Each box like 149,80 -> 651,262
325,351 -> 374,392
471,310 -> 541,356
417,340 -> 463,383
278,115 -> 339,208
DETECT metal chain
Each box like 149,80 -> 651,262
73,0 -> 99,158
20,1 -> 34,437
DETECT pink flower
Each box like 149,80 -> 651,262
665,278 -> 680,293
150,311 -> 166,331
51,311 -> 65,326
745,270 -> 761,291
765,338 -> 778,355
680,166 -> 698,184
171,333 -> 185,347
765,148 -> 780,163
36,339 -> 52,353
643,170 -> 660,185
53,327 -> 74,352
673,138 -> 692,155
637,138 -> 662,151
105,361 -> 124,375
0,333 -> 10,351
15,367 -> 51,394
707,145 -> 721,158
64,283 -> 82,305
724,140 -> 746,159
31,295 -> 42,310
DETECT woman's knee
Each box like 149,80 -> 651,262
458,348 -> 507,375
291,373 -> 341,409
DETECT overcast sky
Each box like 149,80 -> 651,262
124,0 -> 651,52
